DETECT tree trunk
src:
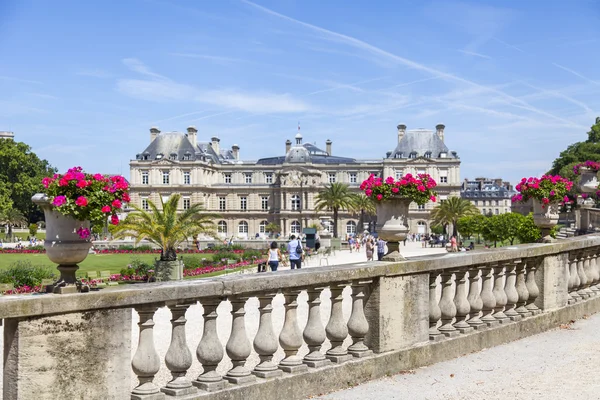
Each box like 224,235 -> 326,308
333,208 -> 339,238
161,247 -> 177,261
7,224 -> 12,239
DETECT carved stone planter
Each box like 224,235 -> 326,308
578,167 -> 599,194
32,193 -> 92,294
532,199 -> 559,243
375,197 -> 411,261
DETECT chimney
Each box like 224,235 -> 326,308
211,136 -> 220,155
325,139 -> 332,155
232,144 -> 240,160
150,126 -> 160,142
186,126 -> 197,147
436,123 -> 445,142
397,124 -> 406,143
285,139 -> 292,153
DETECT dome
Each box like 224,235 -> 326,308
295,132 -> 302,139
285,146 -> 311,163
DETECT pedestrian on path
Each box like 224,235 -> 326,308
267,241 -> 282,271
377,237 -> 386,261
366,237 -> 374,261
287,235 -> 303,269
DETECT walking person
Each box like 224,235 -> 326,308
266,241 -> 282,271
366,237 -> 374,261
450,235 -> 458,252
377,237 -> 386,261
287,235 -> 303,269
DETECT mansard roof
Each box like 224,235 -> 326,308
389,129 -> 458,159
137,132 -> 197,161
256,142 -> 357,165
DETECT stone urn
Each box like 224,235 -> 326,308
32,194 -> 92,294
532,199 -> 560,243
375,197 -> 411,261
578,167 -> 598,208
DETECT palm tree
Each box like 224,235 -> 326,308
314,183 -> 355,238
114,194 -> 220,261
430,197 -> 479,238
0,209 -> 27,239
350,193 -> 376,232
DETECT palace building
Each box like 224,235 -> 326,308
460,178 -> 516,216
129,124 -> 461,238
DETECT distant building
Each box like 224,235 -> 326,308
0,131 -> 14,140
461,178 -> 516,215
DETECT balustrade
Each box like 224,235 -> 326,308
591,248 -> 600,293
480,264 -> 499,327
585,251 -> 599,295
438,271 -> 459,337
466,266 -> 484,330
492,264 -> 509,323
194,298 -> 226,391
303,287 -> 330,368
568,253 -> 582,303
503,261 -> 521,322
253,294 -> 282,378
452,268 -> 473,333
525,258 -> 541,315
131,305 -> 164,400
347,280 -> 373,358
583,252 -> 595,297
577,252 -> 590,300
326,284 -> 352,363
429,272 -> 443,340
514,261 -> 531,318
280,290 -> 308,373
224,296 -> 255,384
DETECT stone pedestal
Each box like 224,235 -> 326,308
3,309 -> 131,400
534,254 -> 569,311
156,259 -> 184,281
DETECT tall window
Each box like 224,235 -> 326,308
238,221 -> 248,234
265,173 -> 273,184
141,197 -> 149,211
141,171 -> 149,185
346,221 -> 357,234
328,173 -> 336,183
482,208 -> 486,215
291,195 -> 301,211
218,221 -> 227,234
183,171 -> 190,185
495,209 -> 499,215
183,197 -> 191,210
349,172 -> 357,183
291,221 -> 301,234
440,176 -> 448,183
240,196 -> 247,211
219,197 -> 226,211
395,171 -> 403,180
261,196 -> 269,211
224,173 -> 231,184
245,173 -> 252,184
259,220 -> 268,234
162,171 -> 170,184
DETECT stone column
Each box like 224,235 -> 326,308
533,253 -> 569,311
452,269 -> 473,333
584,251 -> 597,296
514,262 -> 531,318
347,280 -> 373,358
224,297 -> 255,384
503,260 -> 521,322
161,302 -> 197,397
132,305 -> 165,400
525,258 -> 541,315
429,272 -> 443,340
492,265 -> 509,323
577,252 -> 589,300
194,298 -> 226,392
589,248 -> 600,293
438,271 -> 459,337
253,294 -> 282,378
303,287 -> 330,368
480,264 -> 499,328
466,266 -> 484,330
568,253 -> 581,303
279,290 -> 308,373
326,284 -> 352,363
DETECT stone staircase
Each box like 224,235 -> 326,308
556,226 -> 577,239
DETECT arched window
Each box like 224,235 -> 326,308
291,221 -> 301,234
217,221 -> 227,234
417,220 -> 427,234
346,221 -> 357,234
259,220 -> 268,234
238,221 -> 248,234
291,195 -> 301,211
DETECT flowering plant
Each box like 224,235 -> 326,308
512,175 -> 573,206
360,173 -> 437,205
573,160 -> 600,175
42,166 -> 130,238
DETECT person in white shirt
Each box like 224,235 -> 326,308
267,241 -> 282,271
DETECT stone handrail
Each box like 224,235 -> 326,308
3,234 -> 600,400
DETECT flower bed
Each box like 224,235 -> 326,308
0,247 -> 249,255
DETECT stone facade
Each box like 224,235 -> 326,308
461,177 -> 516,216
129,124 -> 461,237
0,131 -> 14,139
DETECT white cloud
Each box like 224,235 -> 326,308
196,90 -> 309,113
458,49 -> 492,60
122,58 -> 167,80
117,79 -> 196,101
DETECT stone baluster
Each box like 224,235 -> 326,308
480,264 -> 499,327
438,271 -> 459,337
591,248 -> 600,292
161,302 -> 197,397
452,268 -> 473,333
347,280 -> 373,358
569,253 -> 581,303
584,251 -> 598,296
466,266 -> 484,330
503,260 -> 521,322
194,298 -> 226,392
131,305 -> 164,400
514,261 -> 531,318
525,258 -> 541,315
492,264 -> 509,323
577,251 -> 589,300
224,297 -> 255,384
429,272 -> 443,340
253,294 -> 282,378
280,290 -> 309,373
567,253 -> 576,304
326,284 -> 352,363
302,287 -> 330,368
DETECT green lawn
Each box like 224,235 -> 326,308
0,253 -> 217,276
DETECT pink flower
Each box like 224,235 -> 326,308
542,197 -> 549,204
122,193 -> 130,202
101,205 -> 111,213
385,176 -> 395,185
52,195 -> 66,206
93,173 -> 104,181
365,189 -> 372,197
376,194 -> 383,201
112,199 -> 122,208
110,214 -> 119,225
391,187 -> 399,193
76,180 -> 89,188
417,185 -> 426,192
564,196 -> 570,202
42,177 -> 52,188
75,196 -> 88,207
430,196 -> 436,202
58,178 -> 69,187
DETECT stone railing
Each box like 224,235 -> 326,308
3,235 -> 600,399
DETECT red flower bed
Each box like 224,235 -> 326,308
0,249 -> 46,254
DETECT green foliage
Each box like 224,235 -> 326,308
120,257 -> 154,277
0,260 -> 55,288
182,256 -> 213,270
516,213 -> 542,244
494,213 -> 524,245
265,222 -> 280,233
430,224 -> 444,235
430,197 -> 480,237
315,183 -> 356,238
0,209 -> 27,238
0,139 -> 56,222
456,215 -> 486,239
114,194 -> 220,261
28,223 -> 38,237
361,174 -> 437,205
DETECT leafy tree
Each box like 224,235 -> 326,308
28,223 -> 38,237
314,183 -> 355,238
350,193 -> 376,231
0,209 -> 27,239
430,224 -> 444,235
114,194 -> 220,261
481,215 -> 503,247
457,214 -> 487,243
495,212 -> 524,245
265,222 -> 280,235
0,139 -> 55,222
430,197 -> 480,238
516,213 -> 542,244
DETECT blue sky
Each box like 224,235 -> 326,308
1,0 -> 599,184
